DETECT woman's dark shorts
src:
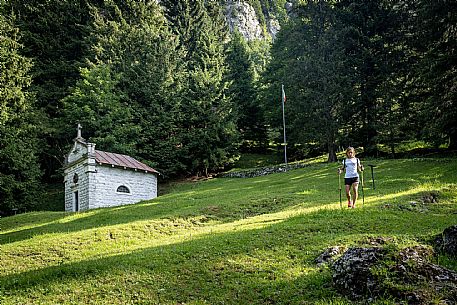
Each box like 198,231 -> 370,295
345,177 -> 359,186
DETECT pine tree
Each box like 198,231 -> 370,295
61,64 -> 139,155
411,0 -> 457,149
261,0 -> 348,162
336,0 -> 405,156
3,0 -> 93,180
67,0 -> 185,175
162,0 -> 239,176
0,13 -> 42,214
226,30 -> 265,150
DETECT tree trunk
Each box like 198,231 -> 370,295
327,133 -> 337,162
328,146 -> 337,162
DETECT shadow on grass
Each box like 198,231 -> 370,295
0,211 -> 383,303
1,159 -> 455,248
0,166 -> 336,245
1,203 -> 455,305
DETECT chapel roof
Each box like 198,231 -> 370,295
95,150 -> 158,174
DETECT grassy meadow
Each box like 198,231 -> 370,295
0,157 -> 456,304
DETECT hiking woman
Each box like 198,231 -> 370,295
338,147 -> 364,208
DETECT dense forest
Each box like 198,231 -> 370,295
0,0 -> 455,214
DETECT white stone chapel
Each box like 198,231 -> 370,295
63,124 -> 159,212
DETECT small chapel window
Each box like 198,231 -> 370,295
116,185 -> 130,193
73,173 -> 79,184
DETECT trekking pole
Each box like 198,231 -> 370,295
338,170 -> 342,209
361,169 -> 365,207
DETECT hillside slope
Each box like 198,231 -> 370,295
1,158 -> 456,304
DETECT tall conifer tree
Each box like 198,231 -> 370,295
0,13 -> 42,214
262,0 -> 348,161
336,0 -> 404,155
226,30 -> 266,150
3,0 -> 92,179
162,0 -> 239,176
411,0 -> 457,148
63,0 -> 184,175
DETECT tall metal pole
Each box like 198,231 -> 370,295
281,84 -> 287,168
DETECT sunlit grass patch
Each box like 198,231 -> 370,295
0,158 -> 456,304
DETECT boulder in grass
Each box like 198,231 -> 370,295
331,245 -> 457,303
331,247 -> 386,300
434,225 -> 457,257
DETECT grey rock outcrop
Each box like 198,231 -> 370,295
434,225 -> 457,257
225,1 -> 284,40
226,1 -> 263,40
330,245 -> 457,303
332,247 -> 387,300
159,1 -> 288,41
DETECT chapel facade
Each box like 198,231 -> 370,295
63,125 -> 158,212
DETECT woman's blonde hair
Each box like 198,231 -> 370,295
346,147 -> 355,155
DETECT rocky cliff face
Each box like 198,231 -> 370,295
225,1 -> 279,40
225,1 -> 290,41
158,1 -> 291,41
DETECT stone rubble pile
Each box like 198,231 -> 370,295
218,162 -> 312,178
316,226 -> 457,304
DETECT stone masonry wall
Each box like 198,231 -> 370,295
218,162 -> 313,178
64,140 -> 91,212
64,159 -> 90,212
92,166 -> 157,209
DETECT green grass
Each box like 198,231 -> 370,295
1,158 -> 456,304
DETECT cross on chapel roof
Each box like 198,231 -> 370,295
74,123 -> 86,142
77,123 -> 82,138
